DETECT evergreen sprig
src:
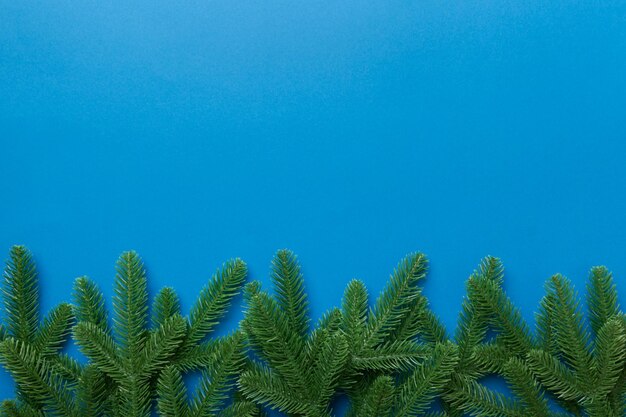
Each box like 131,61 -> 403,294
0,245 -> 624,417
0,246 -> 78,415
527,271 -> 626,417
339,253 -> 447,411
239,250 -> 348,417
71,251 -> 250,417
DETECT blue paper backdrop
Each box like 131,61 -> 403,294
1,0 -> 625,407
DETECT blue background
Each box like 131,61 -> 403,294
1,0 -> 625,408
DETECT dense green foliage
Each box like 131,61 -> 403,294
0,245 -> 624,416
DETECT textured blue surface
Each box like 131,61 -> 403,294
1,0 -> 626,406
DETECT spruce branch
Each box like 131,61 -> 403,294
0,246 -> 623,417
341,254 -> 439,394
365,253 -> 427,348
501,357 -> 550,417
455,378 -> 525,417
75,365 -> 108,416
72,250 -> 250,416
271,250 -> 310,339
2,246 -> 39,344
152,287 -> 181,330
33,303 -> 73,358
239,363 -> 315,415
113,251 -> 149,372
350,340 -> 430,372
0,339 -> 78,417
242,287 -> 308,393
469,275 -> 534,357
73,321 -> 126,382
394,342 -> 458,417
220,401 -> 263,417
240,252 -> 349,416
587,266 -> 620,337
1,246 -> 78,414
346,375 -> 394,417
157,365 -> 189,417
551,275 -> 594,379
73,276 -> 108,331
341,280 -> 368,354
188,332 -> 246,417
140,314 -> 187,377
186,259 -> 247,347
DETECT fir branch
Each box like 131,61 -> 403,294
140,314 -> 187,377
49,352 -> 83,382
394,342 -> 458,416
365,253 -> 427,348
0,246 -> 623,417
527,348 -> 584,404
454,259 -> 502,370
186,259 -> 247,346
175,338 -> 219,371
271,250 -> 310,340
152,287 -> 181,330
117,374 -> 152,417
0,339 -> 78,417
73,276 -> 108,331
33,303 -> 73,358
548,274 -> 594,390
113,251 -> 149,372
607,312 -> 626,416
591,315 -> 626,399
501,357 -> 550,417
470,340 -> 510,373
238,363 -> 316,416
351,340 -> 430,371
306,308 -> 343,365
157,365 -> 189,417
242,289 -> 308,393
587,266 -> 620,337
535,292 -> 558,354
75,365 -> 108,416
392,293 -> 448,345
470,276 -> 534,357
220,401 -> 262,417
456,379 -> 525,417
3,246 -> 39,343
308,331 -> 348,410
347,375 -> 394,417
73,321 -> 126,382
445,257 -> 514,415
188,332 -> 246,417
341,280 -> 368,354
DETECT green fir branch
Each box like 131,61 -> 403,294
0,245 -> 624,417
